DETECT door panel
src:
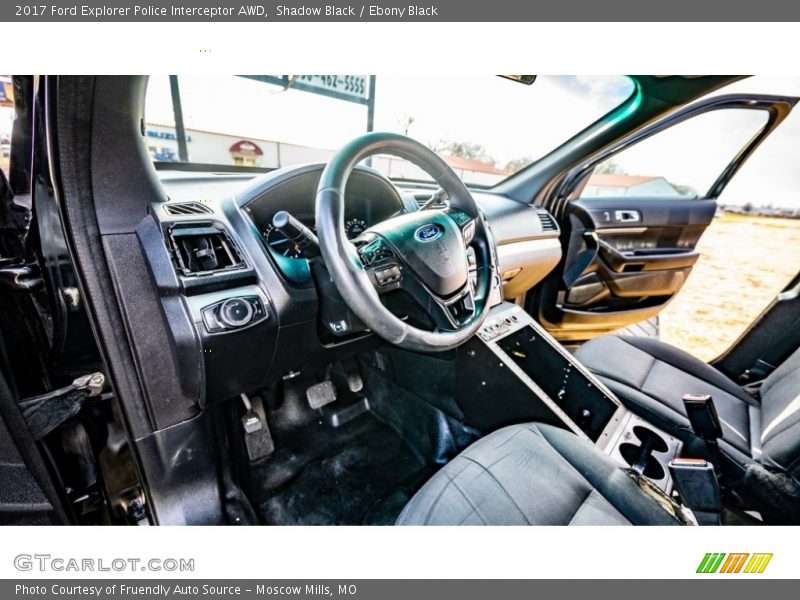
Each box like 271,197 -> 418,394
532,93 -> 798,342
544,197 -> 715,338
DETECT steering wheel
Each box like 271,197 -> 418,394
315,132 -> 497,353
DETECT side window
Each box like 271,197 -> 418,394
0,76 -> 12,175
580,108 -> 770,200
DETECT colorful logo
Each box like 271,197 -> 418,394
696,553 -> 773,574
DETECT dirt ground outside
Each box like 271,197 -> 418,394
659,213 -> 800,362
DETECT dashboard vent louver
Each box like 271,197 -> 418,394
167,224 -> 245,276
415,193 -> 447,210
537,211 -> 558,232
415,196 -> 428,209
163,202 -> 213,216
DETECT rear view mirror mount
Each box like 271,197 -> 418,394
499,75 -> 537,85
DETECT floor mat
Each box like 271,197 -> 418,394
248,411 -> 431,525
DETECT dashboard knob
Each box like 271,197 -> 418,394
219,298 -> 254,328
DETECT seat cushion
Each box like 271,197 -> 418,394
575,335 -> 756,460
396,423 -> 682,526
759,346 -> 800,479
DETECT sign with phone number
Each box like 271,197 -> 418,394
295,75 -> 369,102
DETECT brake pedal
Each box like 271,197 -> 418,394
306,380 -> 337,410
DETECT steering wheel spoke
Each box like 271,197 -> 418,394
401,269 -> 476,331
365,262 -> 404,294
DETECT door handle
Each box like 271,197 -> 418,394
615,210 -> 641,223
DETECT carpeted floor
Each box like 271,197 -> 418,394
242,350 -> 478,525
249,410 -> 432,525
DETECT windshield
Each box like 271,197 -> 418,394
144,75 -> 634,186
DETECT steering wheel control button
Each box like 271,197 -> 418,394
447,209 -> 472,226
201,295 -> 267,333
462,221 -> 476,245
359,238 -> 394,266
373,265 -> 402,289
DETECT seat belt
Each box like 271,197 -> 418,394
739,318 -> 800,384
563,231 -> 599,288
0,369 -> 72,523
671,393 -> 726,525
562,204 -> 600,289
17,372 -> 105,440
669,459 -> 722,525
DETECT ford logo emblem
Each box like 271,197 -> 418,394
414,224 -> 443,242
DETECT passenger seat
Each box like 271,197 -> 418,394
575,335 -> 800,484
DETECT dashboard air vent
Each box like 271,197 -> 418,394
537,211 -> 558,232
163,202 -> 213,216
168,225 -> 244,276
415,192 -> 448,210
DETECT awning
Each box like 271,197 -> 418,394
229,140 -> 263,155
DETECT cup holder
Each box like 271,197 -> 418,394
633,426 -> 669,453
619,443 -> 666,480
618,426 -> 670,480
607,415 -> 681,493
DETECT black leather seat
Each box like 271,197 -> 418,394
575,335 -> 800,482
397,422 -> 684,525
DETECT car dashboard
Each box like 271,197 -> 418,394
145,163 -> 562,409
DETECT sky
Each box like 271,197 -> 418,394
706,76 -> 800,208
3,75 -> 800,207
597,107 -> 770,197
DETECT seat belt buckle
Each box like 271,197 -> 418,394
668,458 -> 722,524
682,393 -> 723,441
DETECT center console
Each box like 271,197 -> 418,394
458,302 -> 681,492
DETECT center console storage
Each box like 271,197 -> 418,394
605,412 -> 680,491
457,302 -> 681,492
495,326 -> 619,442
